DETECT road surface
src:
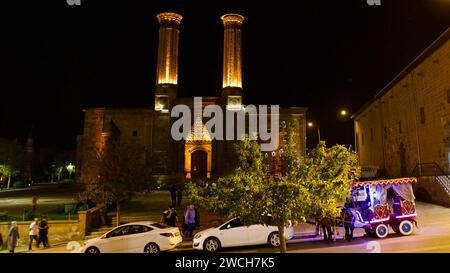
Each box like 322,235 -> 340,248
13,201 -> 450,253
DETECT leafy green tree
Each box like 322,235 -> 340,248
187,123 -> 360,253
80,137 -> 150,226
0,138 -> 25,188
303,142 -> 360,219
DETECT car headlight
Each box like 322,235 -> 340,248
194,233 -> 202,239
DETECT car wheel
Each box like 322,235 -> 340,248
144,243 -> 160,253
268,232 -> 280,247
375,224 -> 389,239
204,237 -> 220,253
399,220 -> 414,236
85,247 -> 100,253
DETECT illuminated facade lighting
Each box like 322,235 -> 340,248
221,14 -> 244,89
156,12 -> 182,85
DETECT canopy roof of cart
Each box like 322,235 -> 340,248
352,177 -> 417,187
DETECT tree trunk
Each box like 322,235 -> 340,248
7,175 -> 11,189
278,226 -> 287,253
116,200 -> 121,227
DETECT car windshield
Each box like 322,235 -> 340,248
150,223 -> 170,229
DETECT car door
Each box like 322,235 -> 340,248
125,225 -> 153,252
102,225 -> 131,253
218,218 -> 249,248
247,224 -> 272,245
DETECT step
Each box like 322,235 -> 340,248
84,235 -> 100,240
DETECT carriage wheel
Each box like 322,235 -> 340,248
399,220 -> 414,236
375,224 -> 389,239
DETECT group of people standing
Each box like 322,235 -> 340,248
3,217 -> 49,253
161,202 -> 200,237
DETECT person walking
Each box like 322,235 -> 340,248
169,184 -> 177,207
7,221 -> 20,253
38,217 -> 49,248
31,193 -> 38,211
193,204 -> 200,230
184,204 -> 196,237
28,218 -> 39,251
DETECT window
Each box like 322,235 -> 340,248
420,107 -> 425,124
106,226 -> 131,238
128,225 -> 151,234
220,218 -> 243,230
399,121 -> 402,134
150,223 -> 169,229
370,128 -> 374,142
132,130 -> 138,137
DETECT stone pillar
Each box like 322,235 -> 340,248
221,13 -> 244,98
152,12 -> 182,177
155,12 -> 182,104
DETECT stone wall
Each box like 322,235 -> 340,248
355,32 -> 450,177
414,176 -> 450,207
0,205 -> 107,247
0,220 -> 82,246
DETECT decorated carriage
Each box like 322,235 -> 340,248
343,177 -> 417,239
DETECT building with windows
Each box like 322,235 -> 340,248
353,28 -> 449,178
353,28 -> 450,206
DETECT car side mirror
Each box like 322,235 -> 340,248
227,224 -> 231,229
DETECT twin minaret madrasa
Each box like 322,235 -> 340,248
76,12 -> 306,185
154,12 -> 244,110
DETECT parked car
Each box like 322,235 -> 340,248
192,217 -> 294,252
79,221 -> 182,253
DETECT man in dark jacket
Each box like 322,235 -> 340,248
169,184 -> 177,207
38,217 -> 49,248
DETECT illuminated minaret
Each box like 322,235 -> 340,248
221,13 -> 244,102
155,12 -> 182,111
152,12 -> 182,175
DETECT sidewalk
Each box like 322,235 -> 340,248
0,242 -> 74,253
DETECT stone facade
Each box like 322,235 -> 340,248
354,28 -> 450,178
76,12 -> 307,187
76,104 -> 307,186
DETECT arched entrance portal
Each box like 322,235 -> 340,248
185,145 -> 211,180
191,150 -> 208,180
185,117 -> 212,180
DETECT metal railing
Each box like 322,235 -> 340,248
410,162 -> 446,177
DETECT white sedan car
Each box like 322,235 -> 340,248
193,218 -> 294,252
80,221 -> 182,253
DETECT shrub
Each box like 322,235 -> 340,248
12,181 -> 26,189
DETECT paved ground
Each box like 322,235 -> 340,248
4,201 -> 450,253
0,183 -> 82,218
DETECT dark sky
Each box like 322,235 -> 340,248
1,0 -> 449,150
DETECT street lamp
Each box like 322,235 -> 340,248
307,121 -> 321,142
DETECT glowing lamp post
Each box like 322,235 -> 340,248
307,121 -> 321,142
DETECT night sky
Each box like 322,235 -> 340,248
1,0 -> 449,151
